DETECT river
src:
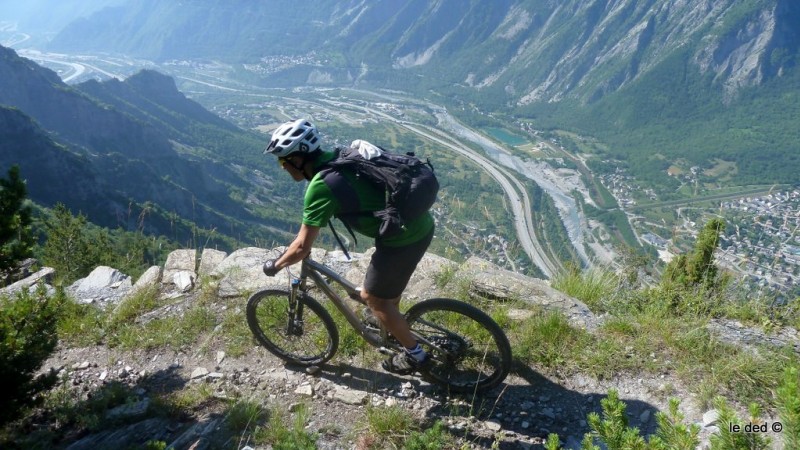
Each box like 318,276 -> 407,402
435,111 -> 591,266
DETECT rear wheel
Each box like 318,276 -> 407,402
406,298 -> 511,393
246,289 -> 338,366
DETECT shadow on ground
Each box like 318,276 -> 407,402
286,358 -> 662,449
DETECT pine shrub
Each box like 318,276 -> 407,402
0,165 -> 34,284
0,285 -> 61,426
777,366 -> 800,449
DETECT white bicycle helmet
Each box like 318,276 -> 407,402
264,118 -> 321,157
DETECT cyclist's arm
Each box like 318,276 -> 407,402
274,223 -> 320,270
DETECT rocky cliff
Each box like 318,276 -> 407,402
48,0 -> 800,105
5,246 -> 796,449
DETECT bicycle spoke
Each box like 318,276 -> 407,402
406,299 -> 511,393
247,289 -> 338,366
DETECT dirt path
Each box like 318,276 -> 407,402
39,336 -> 723,450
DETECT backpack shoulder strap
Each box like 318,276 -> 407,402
317,147 -> 360,258
327,220 -> 355,260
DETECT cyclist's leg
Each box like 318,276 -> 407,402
362,291 -> 414,347
362,229 -> 433,345
363,230 -> 434,373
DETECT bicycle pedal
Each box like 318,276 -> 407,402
364,325 -> 381,336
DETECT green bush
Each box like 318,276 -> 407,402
548,390 -> 700,449
545,383 -> 800,449
709,398 -> 771,449
0,285 -> 61,426
663,218 -> 726,292
41,203 -> 113,284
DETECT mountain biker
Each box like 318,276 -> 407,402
261,118 -> 435,375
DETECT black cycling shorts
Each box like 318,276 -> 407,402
363,228 -> 434,299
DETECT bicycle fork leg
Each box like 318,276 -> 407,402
286,279 -> 304,336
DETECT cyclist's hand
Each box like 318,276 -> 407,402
263,259 -> 280,277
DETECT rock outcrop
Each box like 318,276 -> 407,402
9,245 -> 799,357
1,247 -> 597,329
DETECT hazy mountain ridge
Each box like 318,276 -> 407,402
0,45 -> 290,247
79,71 -> 236,133
47,0 -> 798,105
0,0 -> 124,35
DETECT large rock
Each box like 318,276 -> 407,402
163,249 -> 196,284
173,271 -> 195,292
213,247 -> 282,298
129,266 -> 161,295
60,245 -> 597,333
68,266 -> 132,305
322,249 -> 370,290
212,247 -> 333,298
405,252 -> 459,301
458,257 -> 598,329
65,417 -> 171,450
198,248 -> 227,277
0,267 -> 55,297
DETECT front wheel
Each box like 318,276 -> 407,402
246,289 -> 339,366
406,298 -> 512,394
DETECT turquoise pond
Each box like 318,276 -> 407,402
484,127 -> 528,146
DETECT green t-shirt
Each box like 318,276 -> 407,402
302,151 -> 434,247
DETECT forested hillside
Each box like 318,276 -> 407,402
0,45 -> 296,249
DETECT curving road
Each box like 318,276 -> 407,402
313,96 -> 560,277
402,122 -> 560,277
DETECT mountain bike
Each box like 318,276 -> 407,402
246,255 -> 512,393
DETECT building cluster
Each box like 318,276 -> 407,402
594,158 -> 798,294
242,53 -> 327,76
717,189 -> 800,291
598,167 -> 648,208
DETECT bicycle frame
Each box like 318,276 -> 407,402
295,257 -> 387,348
292,257 -> 453,357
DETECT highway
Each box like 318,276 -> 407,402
314,96 -> 561,277
402,122 -> 561,277
17,50 -> 126,82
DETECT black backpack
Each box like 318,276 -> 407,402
319,143 -> 438,252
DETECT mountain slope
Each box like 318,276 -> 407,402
0,105 -> 127,216
45,0 -> 800,188
0,45 -> 293,247
47,0 -> 798,104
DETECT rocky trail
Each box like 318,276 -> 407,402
6,247 -> 793,449
45,337 -> 657,449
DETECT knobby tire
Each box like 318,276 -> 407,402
405,298 -> 512,393
246,289 -> 339,366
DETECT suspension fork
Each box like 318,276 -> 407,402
287,278 -> 305,336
